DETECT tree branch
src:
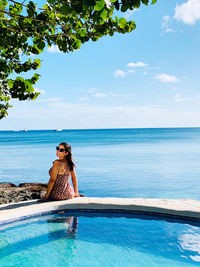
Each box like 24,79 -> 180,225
8,0 -> 45,11
0,36 -> 13,48
0,8 -> 54,25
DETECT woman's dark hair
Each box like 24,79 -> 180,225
59,142 -> 75,171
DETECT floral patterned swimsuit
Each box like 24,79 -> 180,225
48,166 -> 74,200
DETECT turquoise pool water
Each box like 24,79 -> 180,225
0,212 -> 200,267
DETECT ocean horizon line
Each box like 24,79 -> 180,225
1,126 -> 200,132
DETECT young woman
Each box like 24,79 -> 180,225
43,142 -> 80,201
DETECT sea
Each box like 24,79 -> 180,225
0,128 -> 200,200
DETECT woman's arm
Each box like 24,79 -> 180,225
43,161 -> 60,200
71,170 -> 79,197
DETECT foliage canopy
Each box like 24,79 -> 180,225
0,0 -> 157,119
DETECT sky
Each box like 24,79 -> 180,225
1,0 -> 200,130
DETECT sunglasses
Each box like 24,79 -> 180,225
56,146 -> 65,152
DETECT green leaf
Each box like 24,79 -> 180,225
25,80 -> 34,92
32,92 -> 40,100
16,77 -> 24,82
32,45 -> 40,55
151,0 -> 157,4
60,4 -> 70,14
50,27 -> 55,35
14,3 -> 23,13
129,21 -> 136,30
121,5 -> 128,12
132,0 -> 141,8
75,39 -> 81,49
7,80 -> 14,88
91,36 -> 99,41
141,0 -> 149,5
100,9 -> 107,20
114,1 -> 119,10
94,0 -> 105,11
37,41 -> 45,50
34,59 -> 41,68
79,29 -> 86,37
82,0 -> 95,6
31,73 -> 40,83
119,18 -> 127,29
43,4 -> 48,10
0,1 -> 8,10
47,0 -> 56,4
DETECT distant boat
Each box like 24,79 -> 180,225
55,128 -> 62,132
20,129 -> 28,132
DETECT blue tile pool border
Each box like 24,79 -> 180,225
1,208 -> 200,226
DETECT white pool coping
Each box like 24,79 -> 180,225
0,197 -> 200,224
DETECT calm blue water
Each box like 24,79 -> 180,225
0,212 -> 200,266
0,128 -> 200,199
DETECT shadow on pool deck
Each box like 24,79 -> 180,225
0,200 -> 51,211
1,198 -> 200,225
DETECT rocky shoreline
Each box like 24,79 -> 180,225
0,183 -> 47,204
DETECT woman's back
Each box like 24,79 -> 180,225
49,159 -> 70,175
42,142 -> 79,201
48,160 -> 74,200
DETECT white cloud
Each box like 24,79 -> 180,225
114,61 -> 147,78
148,66 -> 160,70
93,93 -> 106,98
127,62 -> 148,67
128,69 -> 136,73
87,88 -> 106,98
114,69 -> 137,77
47,45 -> 61,53
174,0 -> 200,25
4,100 -> 200,130
88,88 -> 98,93
156,98 -> 170,104
164,28 -> 175,33
156,73 -> 180,83
161,15 -> 170,29
110,93 -> 136,97
79,97 -> 88,101
161,15 -> 175,33
114,70 -> 127,78
144,72 -> 147,75
174,94 -> 191,103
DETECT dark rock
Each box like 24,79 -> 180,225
0,183 -> 16,188
18,183 -> 47,188
0,183 -> 47,205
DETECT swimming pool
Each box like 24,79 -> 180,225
0,211 -> 200,266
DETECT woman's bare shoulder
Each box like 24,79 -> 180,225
53,160 -> 63,166
53,159 -> 67,166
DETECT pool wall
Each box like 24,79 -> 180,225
0,198 -> 200,225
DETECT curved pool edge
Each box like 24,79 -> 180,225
0,197 -> 200,225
